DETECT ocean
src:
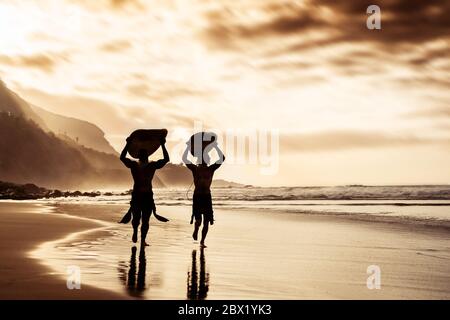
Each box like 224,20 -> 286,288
44,185 -> 450,226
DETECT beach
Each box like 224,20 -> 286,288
0,197 -> 449,300
0,202 -> 124,299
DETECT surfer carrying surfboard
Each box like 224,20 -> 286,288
120,134 -> 169,246
182,133 -> 225,247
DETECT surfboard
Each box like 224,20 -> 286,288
189,131 -> 217,158
118,207 -> 169,223
127,129 -> 168,159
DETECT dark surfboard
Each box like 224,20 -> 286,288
119,208 -> 132,224
189,132 -> 217,158
127,129 -> 168,159
118,208 -> 169,223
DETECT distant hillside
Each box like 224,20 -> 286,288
0,112 -> 94,188
157,163 -> 192,187
0,84 -> 177,189
212,179 -> 249,188
0,80 -> 128,189
0,108 -> 203,189
0,80 -> 47,128
0,80 -> 238,189
1,80 -> 116,155
59,134 -> 165,188
32,105 -> 117,155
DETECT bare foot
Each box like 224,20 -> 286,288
192,230 -> 198,241
132,230 -> 138,243
200,242 -> 207,248
141,239 -> 150,246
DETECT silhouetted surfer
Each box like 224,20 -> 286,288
120,136 -> 169,246
182,138 -> 225,247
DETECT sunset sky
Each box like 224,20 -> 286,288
0,0 -> 449,186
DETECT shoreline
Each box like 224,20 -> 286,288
25,196 -> 450,231
0,200 -> 449,299
219,205 -> 450,232
0,202 -> 127,299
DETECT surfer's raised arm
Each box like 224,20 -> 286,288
215,143 -> 225,163
210,143 -> 225,170
182,143 -> 193,166
182,143 -> 198,172
120,138 -> 135,168
154,137 -> 170,169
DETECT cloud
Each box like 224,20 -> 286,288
317,0 -> 450,45
199,0 -> 450,76
407,47 -> 449,66
203,1 -> 449,47
406,106 -> 450,119
125,81 -> 214,102
327,51 -> 388,76
99,40 -> 132,52
68,0 -> 143,11
280,130 -> 450,153
0,53 -> 64,72
200,2 -> 326,50
394,76 -> 450,90
257,60 -> 313,71
109,0 -> 137,7
122,105 -> 204,128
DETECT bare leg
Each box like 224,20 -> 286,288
200,220 -> 209,247
193,216 -> 201,241
131,208 -> 141,244
140,209 -> 151,246
132,229 -> 138,244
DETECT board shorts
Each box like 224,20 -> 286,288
118,191 -> 155,225
192,192 -> 214,223
131,191 -> 155,213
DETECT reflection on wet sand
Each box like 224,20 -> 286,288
118,246 -> 147,297
187,248 -> 209,300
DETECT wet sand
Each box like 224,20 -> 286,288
1,201 -> 449,299
0,202 -> 126,299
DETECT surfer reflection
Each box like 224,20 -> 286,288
118,246 -> 147,297
119,134 -> 169,246
187,248 -> 209,300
